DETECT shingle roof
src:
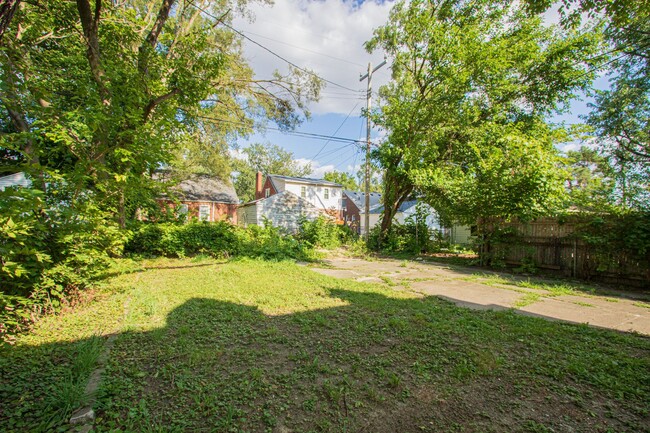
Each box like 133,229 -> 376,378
344,190 -> 383,211
369,199 -> 422,214
269,174 -> 342,187
171,174 -> 239,204
0,172 -> 31,191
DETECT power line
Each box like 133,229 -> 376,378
312,102 -> 360,160
192,113 -> 375,145
191,2 -> 363,93
240,30 -> 366,68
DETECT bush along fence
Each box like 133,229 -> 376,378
477,212 -> 650,288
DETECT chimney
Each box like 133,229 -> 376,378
255,171 -> 263,199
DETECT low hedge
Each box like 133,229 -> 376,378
125,221 -> 311,261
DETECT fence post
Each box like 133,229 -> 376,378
572,238 -> 578,278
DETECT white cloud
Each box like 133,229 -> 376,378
229,148 -> 248,160
233,0 -> 393,115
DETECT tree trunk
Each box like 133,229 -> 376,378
378,169 -> 413,247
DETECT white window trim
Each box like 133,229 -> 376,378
265,188 -> 270,198
301,186 -> 306,198
199,205 -> 210,221
324,188 -> 329,199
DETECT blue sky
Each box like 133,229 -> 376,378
232,0 -> 608,177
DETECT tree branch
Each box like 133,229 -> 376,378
143,88 -> 180,122
76,0 -> 109,102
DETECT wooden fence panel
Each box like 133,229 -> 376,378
488,218 -> 649,288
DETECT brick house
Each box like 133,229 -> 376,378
162,174 -> 239,223
342,190 -> 382,234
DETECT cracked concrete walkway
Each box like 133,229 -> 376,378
308,256 -> 650,335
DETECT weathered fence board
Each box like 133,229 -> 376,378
487,218 -> 649,288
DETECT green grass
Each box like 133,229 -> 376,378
1,257 -> 649,432
458,272 -> 634,308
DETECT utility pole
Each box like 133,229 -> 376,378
359,59 -> 386,241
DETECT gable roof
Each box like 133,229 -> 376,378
0,172 -> 31,191
369,199 -> 428,214
344,190 -> 383,211
268,174 -> 342,187
171,174 -> 238,204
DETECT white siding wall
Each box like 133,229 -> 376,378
398,204 -> 443,232
237,192 -> 325,233
359,204 -> 441,235
237,203 -> 260,228
449,225 -> 473,244
359,212 -> 382,235
281,182 -> 343,211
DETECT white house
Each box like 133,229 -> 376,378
237,190 -> 326,232
343,190 -> 473,244
235,173 -> 343,232
254,173 -> 344,220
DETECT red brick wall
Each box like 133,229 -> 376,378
162,200 -> 238,224
342,194 -> 361,233
255,177 -> 277,200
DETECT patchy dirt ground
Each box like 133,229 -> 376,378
308,255 -> 650,335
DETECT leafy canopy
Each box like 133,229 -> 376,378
366,0 -> 603,231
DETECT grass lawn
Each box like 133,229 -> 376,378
1,257 -> 649,432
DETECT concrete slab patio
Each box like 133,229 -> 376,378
308,256 -> 650,335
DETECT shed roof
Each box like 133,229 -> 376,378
171,174 -> 238,204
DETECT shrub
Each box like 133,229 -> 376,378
125,220 -> 312,261
1,187 -> 124,344
298,216 -> 355,249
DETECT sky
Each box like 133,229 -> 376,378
231,0 -> 609,178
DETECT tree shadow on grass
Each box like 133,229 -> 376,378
2,290 -> 649,433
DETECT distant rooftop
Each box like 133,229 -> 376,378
170,174 -> 239,204
369,199 -> 423,214
268,174 -> 342,187
344,190 -> 383,211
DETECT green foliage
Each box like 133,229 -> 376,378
368,205 -> 434,254
574,211 -> 650,274
125,221 -> 310,261
1,185 -> 124,343
0,0 -> 322,343
323,171 -> 359,190
298,216 -> 355,249
366,0 -> 604,235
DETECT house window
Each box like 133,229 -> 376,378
352,215 -> 355,221
199,205 -> 210,221
324,188 -> 329,199
301,186 -> 306,198
178,204 -> 188,221
265,188 -> 270,198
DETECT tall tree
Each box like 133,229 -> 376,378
365,0 -> 602,237
323,171 -> 359,190
0,0 -> 321,225
232,143 -> 311,202
527,1 -> 650,206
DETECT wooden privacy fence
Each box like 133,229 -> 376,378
484,217 -> 650,288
